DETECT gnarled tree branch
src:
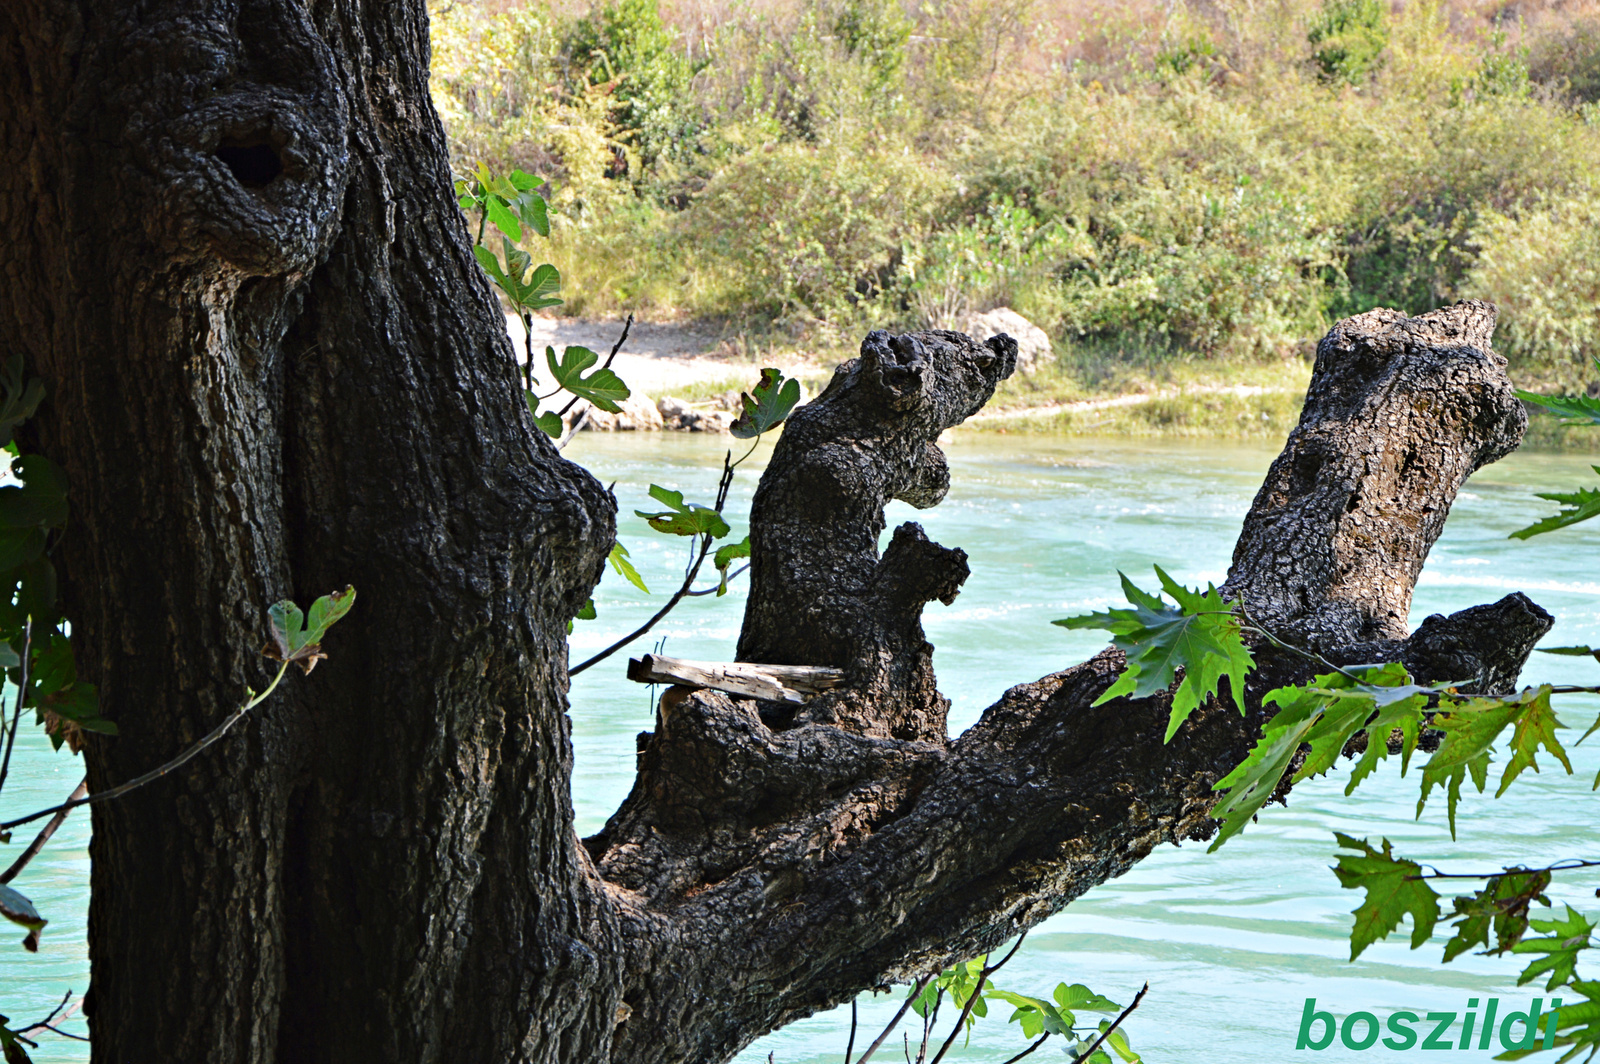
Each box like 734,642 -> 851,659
582,304 -> 1548,1064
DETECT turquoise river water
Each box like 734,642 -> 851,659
6,431 -> 1600,1062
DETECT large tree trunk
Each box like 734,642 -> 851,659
0,3 -> 1549,1062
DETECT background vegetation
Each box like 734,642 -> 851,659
428,0 -> 1600,392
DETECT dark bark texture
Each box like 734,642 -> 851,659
587,300 -> 1548,1064
0,2 -> 1553,1062
738,328 -> 1017,741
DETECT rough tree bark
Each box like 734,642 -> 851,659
0,3 -> 1550,1063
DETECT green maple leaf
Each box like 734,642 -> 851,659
1499,685 -> 1571,796
1208,683 -> 1326,850
1514,905 -> 1595,990
1538,645 -> 1600,661
1511,475 -> 1600,540
1332,833 -> 1440,960
1055,566 -> 1253,741
1516,389 -> 1600,426
1531,978 -> 1600,1059
1420,694 -> 1516,835
1208,666 -> 1432,851
1441,868 -> 1553,962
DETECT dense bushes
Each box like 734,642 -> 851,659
429,0 -> 1600,388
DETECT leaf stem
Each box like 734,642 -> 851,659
0,660 -> 291,832
1407,857 -> 1600,881
0,777 -> 86,884
855,974 -> 935,1064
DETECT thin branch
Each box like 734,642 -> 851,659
0,619 -> 34,801
522,312 -> 536,393
31,1024 -> 89,1042
1070,982 -> 1149,1064
844,998 -> 858,1064
15,990 -> 70,1033
1232,597 -> 1361,680
996,1035 -> 1050,1064
0,777 -> 87,883
856,974 -> 935,1064
571,451 -> 738,677
684,563 -> 749,597
1407,857 -> 1600,881
1,661 -> 291,832
570,537 -> 714,677
556,406 -> 592,451
928,933 -> 1029,1064
916,988 -> 943,1063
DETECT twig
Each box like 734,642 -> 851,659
996,1035 -> 1050,1064
856,974 -> 935,1064
844,998 -> 858,1064
1,660 -> 292,832
556,406 -> 592,451
0,619 -> 34,800
570,539 -> 714,677
571,452 -> 738,677
916,988 -> 943,1063
684,563 -> 750,596
1070,982 -> 1148,1064
29,1024 -> 88,1042
1406,857 -> 1600,881
15,990 -> 70,1034
1232,597 -> 1360,680
928,933 -> 1029,1064
0,777 -> 87,883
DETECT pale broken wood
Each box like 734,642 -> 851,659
626,654 -> 845,704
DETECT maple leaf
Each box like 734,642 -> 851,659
1055,566 -> 1253,741
1332,833 -> 1440,960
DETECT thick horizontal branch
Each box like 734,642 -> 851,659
589,304 -> 1538,1064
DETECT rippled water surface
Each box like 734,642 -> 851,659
7,431 -> 1600,1062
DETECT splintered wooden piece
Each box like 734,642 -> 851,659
625,654 -> 845,704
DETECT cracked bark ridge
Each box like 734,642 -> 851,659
1337,591 -> 1554,695
1222,300 -> 1525,650
737,328 -> 1017,741
590,307 -> 1548,1064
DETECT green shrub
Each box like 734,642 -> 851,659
1463,190 -> 1600,391
564,0 -> 704,170
428,0 -> 1600,385
1307,0 -> 1388,84
676,130 -> 949,324
1529,18 -> 1600,104
832,0 -> 913,93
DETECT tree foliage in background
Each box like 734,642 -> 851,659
427,0 -> 1600,391
1307,0 -> 1388,85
